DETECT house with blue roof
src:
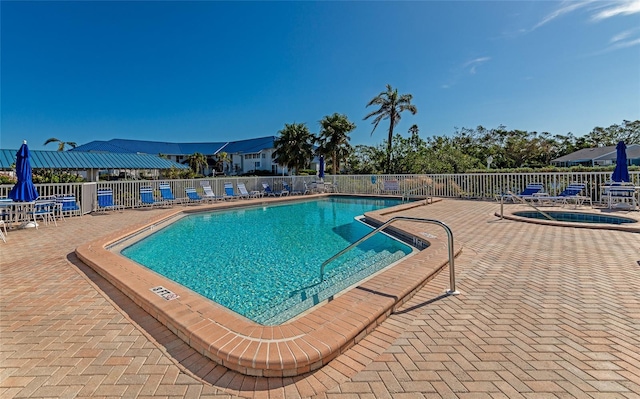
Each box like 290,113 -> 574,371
72,136 -> 286,176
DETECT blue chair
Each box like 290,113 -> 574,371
508,183 -> 545,202
139,187 -> 165,208
261,182 -> 288,197
159,183 -> 181,205
282,182 -> 301,195
223,182 -> 242,200
32,200 -> 58,228
185,187 -> 203,204
96,188 -> 124,212
56,195 -> 81,219
547,183 -> 591,208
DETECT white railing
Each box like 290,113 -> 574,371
1,171 -> 638,213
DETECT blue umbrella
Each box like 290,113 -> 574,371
611,141 -> 630,183
318,155 -> 325,180
9,140 -> 39,202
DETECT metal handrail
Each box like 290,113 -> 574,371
401,184 -> 432,203
499,191 -> 556,221
320,216 -> 459,295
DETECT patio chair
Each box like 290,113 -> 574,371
55,194 -> 81,219
507,183 -> 545,203
262,182 -> 288,197
201,185 -> 225,202
546,183 -> 592,208
0,219 -> 6,243
139,186 -> 165,208
237,182 -> 261,198
159,183 -> 182,205
31,199 -> 58,228
224,182 -> 242,200
282,182 -> 302,195
96,188 -> 124,213
603,182 -> 638,210
185,187 -> 204,204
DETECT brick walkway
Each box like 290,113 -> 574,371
1,199 -> 639,398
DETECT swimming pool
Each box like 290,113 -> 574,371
120,197 -> 414,324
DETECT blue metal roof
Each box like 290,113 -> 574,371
0,149 -> 189,170
71,136 -> 276,156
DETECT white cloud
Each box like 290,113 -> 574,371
463,57 -> 491,75
532,0 -> 593,31
591,0 -> 640,20
610,37 -> 640,49
533,0 -> 640,30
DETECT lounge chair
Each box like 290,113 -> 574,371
201,185 -> 225,202
96,188 -> 124,212
139,186 -> 165,208
282,182 -> 302,195
237,182 -> 261,198
262,182 -> 288,197
159,183 -> 182,205
185,187 -> 204,204
546,183 -> 592,208
508,183 -> 545,202
224,182 -> 242,200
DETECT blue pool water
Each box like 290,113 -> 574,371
121,197 -> 414,325
514,210 -> 637,225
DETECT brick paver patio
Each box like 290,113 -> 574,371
1,199 -> 639,398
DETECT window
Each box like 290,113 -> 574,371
255,162 -> 261,169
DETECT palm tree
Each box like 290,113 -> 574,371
186,152 -> 207,175
273,123 -> 315,175
364,84 -> 417,173
318,113 -> 356,175
215,151 -> 231,175
43,138 -> 77,151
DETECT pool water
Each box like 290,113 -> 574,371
514,210 -> 637,225
121,197 -> 414,325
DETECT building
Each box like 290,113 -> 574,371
551,144 -> 640,167
71,136 -> 290,176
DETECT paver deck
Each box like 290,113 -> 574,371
1,198 -> 639,398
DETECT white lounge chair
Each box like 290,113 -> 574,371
237,182 -> 260,198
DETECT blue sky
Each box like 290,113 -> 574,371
1,1 -> 639,151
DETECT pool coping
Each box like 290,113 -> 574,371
497,203 -> 640,233
75,195 -> 460,377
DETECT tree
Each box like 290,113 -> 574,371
364,84 -> 417,173
273,123 -> 315,175
43,138 -> 77,151
317,113 -> 356,174
215,151 -> 231,175
186,152 -> 207,176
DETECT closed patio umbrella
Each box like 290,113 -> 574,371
9,140 -> 39,202
611,141 -> 630,183
318,155 -> 325,181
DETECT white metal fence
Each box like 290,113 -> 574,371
1,171 -> 638,214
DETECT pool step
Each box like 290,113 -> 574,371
254,249 -> 406,325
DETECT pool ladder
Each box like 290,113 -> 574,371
499,190 -> 556,221
320,216 -> 459,295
